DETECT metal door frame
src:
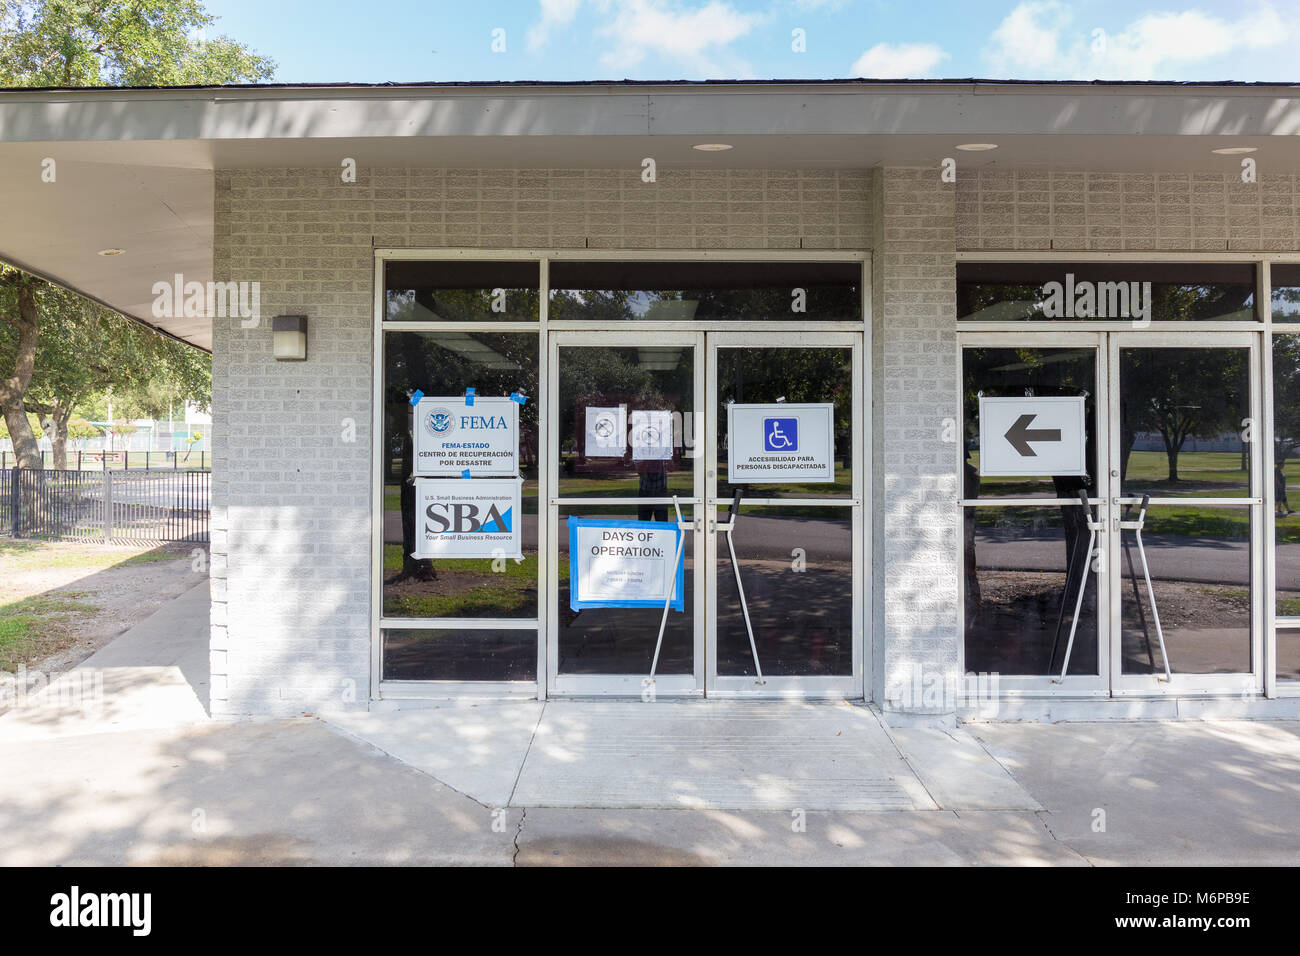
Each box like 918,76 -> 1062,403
545,329 -> 867,697
957,331 -> 1111,697
546,330 -> 707,697
1106,330 -> 1264,697
957,329 -> 1266,698
705,331 -> 865,698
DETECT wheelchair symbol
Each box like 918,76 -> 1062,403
764,417 -> 798,452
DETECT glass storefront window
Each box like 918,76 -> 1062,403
958,262 -> 1256,323
555,344 -> 695,501
962,346 -> 1098,500
716,345 -> 853,500
963,505 -> 1100,676
382,629 -> 536,681
548,261 -> 861,323
1272,333 -> 1300,680
1118,347 -> 1251,497
715,504 -> 853,677
1117,503 -> 1251,675
1271,265 -> 1300,322
381,330 -> 540,637
386,260 -> 540,322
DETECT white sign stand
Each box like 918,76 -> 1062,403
1052,492 -> 1171,682
716,489 -> 765,685
647,496 -> 693,682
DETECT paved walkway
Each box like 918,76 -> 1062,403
1,583 -> 1298,865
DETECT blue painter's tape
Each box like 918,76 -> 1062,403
409,389 -> 424,405
510,391 -> 528,405
461,468 -> 471,478
465,387 -> 476,406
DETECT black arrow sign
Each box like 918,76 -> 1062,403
1004,414 -> 1061,456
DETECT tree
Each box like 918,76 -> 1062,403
0,274 -> 42,467
3,284 -> 211,467
0,0 -> 270,467
0,0 -> 275,87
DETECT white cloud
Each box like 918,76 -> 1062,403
528,0 -> 585,53
985,1 -> 1071,75
851,41 -> 950,78
984,1 -> 1290,80
594,0 -> 764,77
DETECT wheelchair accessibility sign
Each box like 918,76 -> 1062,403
728,403 -> 835,483
764,418 -> 798,451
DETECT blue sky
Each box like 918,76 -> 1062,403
201,0 -> 1300,83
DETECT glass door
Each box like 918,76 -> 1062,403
546,332 -> 705,696
706,332 -> 864,697
1107,332 -> 1263,695
960,332 -> 1110,695
960,330 -> 1264,698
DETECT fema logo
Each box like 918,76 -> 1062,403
425,407 -> 456,437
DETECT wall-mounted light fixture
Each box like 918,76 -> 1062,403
272,314 -> 308,361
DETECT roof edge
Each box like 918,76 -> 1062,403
2,76 -> 1300,95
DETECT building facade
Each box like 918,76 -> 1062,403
3,80 -> 1300,721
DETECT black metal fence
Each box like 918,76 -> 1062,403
0,450 -> 208,471
1,467 -> 210,543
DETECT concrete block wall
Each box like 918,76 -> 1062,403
957,170 -> 1300,251
870,167 -> 961,716
210,166 -> 870,715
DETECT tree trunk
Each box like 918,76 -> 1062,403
50,406 -> 72,470
0,278 -> 42,469
1159,428 -> 1183,483
25,401 -> 73,470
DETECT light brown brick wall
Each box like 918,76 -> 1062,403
211,166 -> 871,715
957,170 -> 1300,252
872,167 -> 960,715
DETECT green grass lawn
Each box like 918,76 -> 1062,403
0,593 -> 98,672
971,450 -> 1253,497
382,549 -> 567,618
0,540 -> 185,572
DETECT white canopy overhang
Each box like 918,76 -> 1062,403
2,78 -> 1300,349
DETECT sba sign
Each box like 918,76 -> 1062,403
414,477 -> 523,559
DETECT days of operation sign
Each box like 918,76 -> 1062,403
568,517 -> 684,611
978,395 -> 1087,477
413,396 -> 518,477
726,403 -> 836,483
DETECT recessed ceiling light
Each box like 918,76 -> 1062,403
1212,146 -> 1257,155
955,143 -> 998,151
692,143 -> 733,151
96,248 -> 125,256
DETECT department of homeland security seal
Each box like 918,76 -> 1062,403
425,407 -> 456,437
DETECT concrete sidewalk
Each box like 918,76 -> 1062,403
2,584 -> 1298,865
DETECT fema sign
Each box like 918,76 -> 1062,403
414,477 -> 524,559
413,396 -> 518,477
727,403 -> 836,483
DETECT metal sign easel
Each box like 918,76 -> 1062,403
1051,489 -> 1105,683
647,495 -> 694,682
717,489 -> 765,685
644,491 -> 766,686
1121,494 -> 1172,681
1052,490 -> 1171,682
